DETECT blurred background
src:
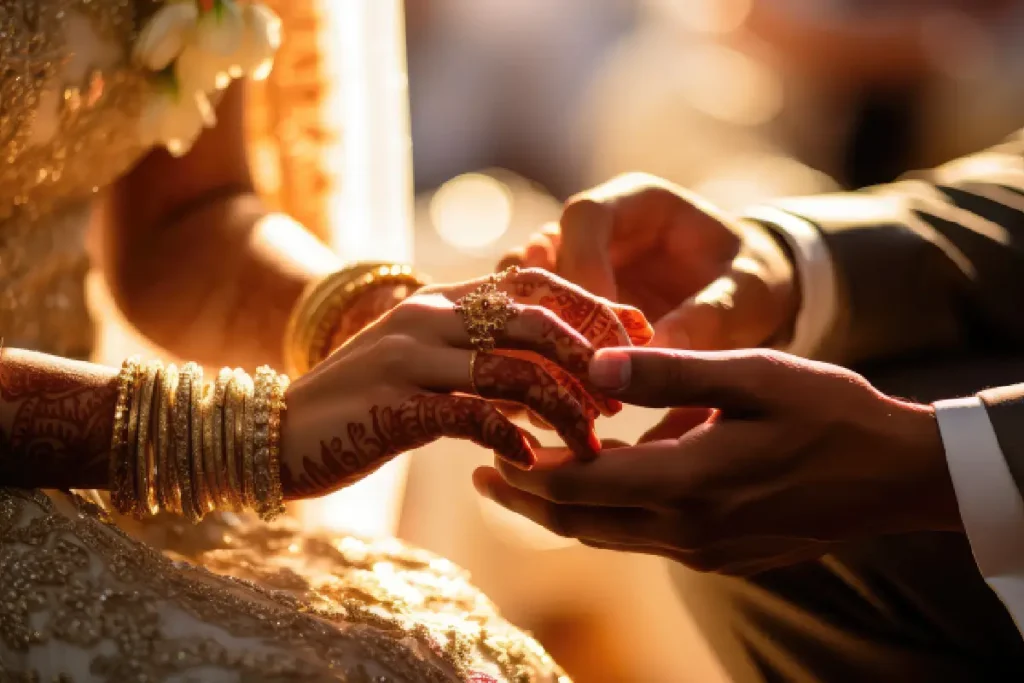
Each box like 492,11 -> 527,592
90,0 -> 1024,680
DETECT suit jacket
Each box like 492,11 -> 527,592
753,130 -> 1024,496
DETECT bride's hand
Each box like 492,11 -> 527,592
279,267 -> 653,500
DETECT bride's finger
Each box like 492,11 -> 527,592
423,299 -> 617,417
497,267 -> 652,348
383,394 -> 537,469
404,348 -> 596,459
495,349 -> 608,420
472,353 -> 600,460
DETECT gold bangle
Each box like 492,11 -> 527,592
283,263 -> 426,376
110,357 -> 141,515
190,365 -> 210,518
209,368 -> 232,509
175,362 -> 199,522
158,363 -> 180,515
222,370 -> 244,510
252,366 -> 274,519
120,358 -> 147,517
134,361 -> 161,518
240,369 -> 257,509
263,371 -> 289,520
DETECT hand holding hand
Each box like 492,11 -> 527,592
475,347 -> 961,575
279,268 -> 653,500
500,173 -> 799,350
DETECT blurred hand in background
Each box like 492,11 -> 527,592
500,173 -> 799,352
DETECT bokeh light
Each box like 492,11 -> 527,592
430,172 -> 513,250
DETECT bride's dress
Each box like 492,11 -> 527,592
0,2 -> 567,681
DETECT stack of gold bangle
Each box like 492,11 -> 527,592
282,262 -> 426,376
110,357 -> 289,522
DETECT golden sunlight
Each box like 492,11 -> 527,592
430,172 -> 513,251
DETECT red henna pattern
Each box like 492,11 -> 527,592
0,363 -> 117,490
616,307 -> 655,345
495,313 -> 620,417
501,269 -> 628,350
471,353 -> 596,458
280,394 -> 532,499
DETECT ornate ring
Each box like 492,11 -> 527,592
454,275 -> 519,352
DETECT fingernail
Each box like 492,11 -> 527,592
589,349 -> 631,390
587,430 -> 603,458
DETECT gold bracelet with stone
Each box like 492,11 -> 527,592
175,362 -> 199,522
157,363 -> 180,515
110,356 -> 141,515
134,361 -> 162,518
283,262 -> 426,377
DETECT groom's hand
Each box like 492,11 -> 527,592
474,347 -> 961,575
499,173 -> 799,351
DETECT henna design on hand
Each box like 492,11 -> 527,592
471,353 -> 598,460
615,307 -> 655,345
280,394 -> 532,499
496,311 -> 619,417
0,355 -> 119,490
501,268 -> 651,350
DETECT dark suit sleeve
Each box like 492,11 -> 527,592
748,130 -> 1024,366
979,384 -> 1024,507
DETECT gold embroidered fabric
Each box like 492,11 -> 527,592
0,3 -> 569,681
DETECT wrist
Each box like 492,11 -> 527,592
881,397 -> 964,534
283,263 -> 426,376
738,220 -> 801,346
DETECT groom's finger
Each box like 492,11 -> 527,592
587,347 -> 793,412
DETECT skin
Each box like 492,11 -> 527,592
1,75 -> 657,500
476,347 -> 960,576
493,172 -> 965,574
499,173 -> 798,354
0,268 -> 653,499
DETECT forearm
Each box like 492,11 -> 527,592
0,348 -> 119,490
111,192 -> 342,369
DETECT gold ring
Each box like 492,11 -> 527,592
468,350 -> 481,394
454,275 -> 519,352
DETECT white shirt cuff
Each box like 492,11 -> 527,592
744,206 -> 837,359
935,396 -> 1024,636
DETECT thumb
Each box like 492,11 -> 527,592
556,198 -> 618,299
653,258 -> 791,351
587,347 -> 778,412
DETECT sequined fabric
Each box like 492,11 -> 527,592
0,3 -> 569,681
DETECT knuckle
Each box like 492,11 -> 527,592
373,334 -> 418,372
516,307 -> 556,339
384,299 -> 425,327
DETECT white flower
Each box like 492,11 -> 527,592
132,1 -> 198,71
193,0 -> 244,57
175,41 -> 226,95
235,3 -> 281,81
139,76 -> 215,157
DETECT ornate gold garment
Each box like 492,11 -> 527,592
0,3 -> 568,681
